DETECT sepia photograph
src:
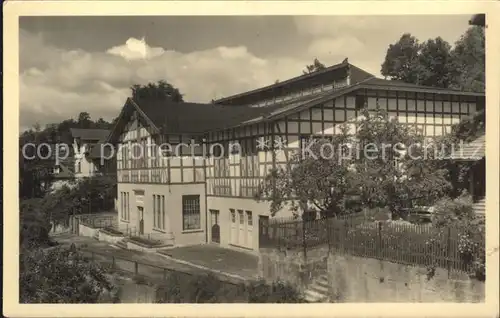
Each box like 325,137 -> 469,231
4,1 -> 499,317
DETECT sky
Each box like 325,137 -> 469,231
19,15 -> 474,131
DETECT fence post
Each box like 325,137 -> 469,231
135,261 -> 139,275
302,217 -> 307,261
378,221 -> 382,259
446,226 -> 452,277
343,219 -> 348,254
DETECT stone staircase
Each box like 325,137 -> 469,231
473,197 -> 485,216
304,274 -> 330,303
115,239 -> 128,250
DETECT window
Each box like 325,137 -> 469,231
126,193 -> 130,220
355,95 -> 366,110
121,192 -> 129,221
153,194 -> 165,230
76,161 -> 81,173
157,195 -> 162,229
238,210 -> 244,225
246,211 -> 253,226
182,195 -> 201,230
230,209 -> 236,223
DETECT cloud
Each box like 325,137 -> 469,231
19,32 -> 310,130
106,37 -> 166,61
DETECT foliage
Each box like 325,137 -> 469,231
381,33 -> 422,84
381,26 -> 485,92
20,198 -> 54,249
432,110 -> 485,196
245,279 -> 305,303
20,247 -> 117,303
155,273 -> 245,303
303,58 -> 327,75
427,192 -> 485,280
131,80 -> 184,103
41,175 -> 117,226
19,112 -> 115,199
155,273 -> 304,303
257,108 -> 451,218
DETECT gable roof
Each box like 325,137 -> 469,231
70,128 -> 110,141
108,63 -> 485,140
133,98 -> 285,134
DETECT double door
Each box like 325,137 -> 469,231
230,209 -> 253,249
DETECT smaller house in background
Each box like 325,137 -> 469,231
70,128 -> 115,178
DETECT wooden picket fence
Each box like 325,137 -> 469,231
259,214 -> 482,274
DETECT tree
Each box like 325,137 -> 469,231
449,26 -> 485,93
41,175 -> 117,226
257,107 -> 451,219
303,58 -> 326,75
381,27 -> 485,92
416,37 -> 453,88
77,112 -> 92,129
131,80 -> 184,102
381,33 -> 422,83
20,247 -> 117,303
257,125 -> 354,218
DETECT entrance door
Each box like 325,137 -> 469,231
137,206 -> 144,235
238,210 -> 245,246
230,209 -> 237,245
210,210 -> 220,244
258,216 -> 270,248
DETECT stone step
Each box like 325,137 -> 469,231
115,240 -> 128,249
304,289 -> 328,303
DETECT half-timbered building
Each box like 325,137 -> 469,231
107,60 -> 485,251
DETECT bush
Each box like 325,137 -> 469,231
20,247 -> 117,303
155,272 -> 243,303
155,273 -> 304,303
20,198 -> 54,249
245,279 -> 305,303
427,191 -> 485,280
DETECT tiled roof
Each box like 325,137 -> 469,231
449,134 -> 485,160
132,98 -> 285,134
70,128 -> 110,141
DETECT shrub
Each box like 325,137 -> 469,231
20,247 -> 116,303
155,272 -> 242,303
245,279 -> 305,303
426,192 -> 485,280
155,273 -> 304,303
